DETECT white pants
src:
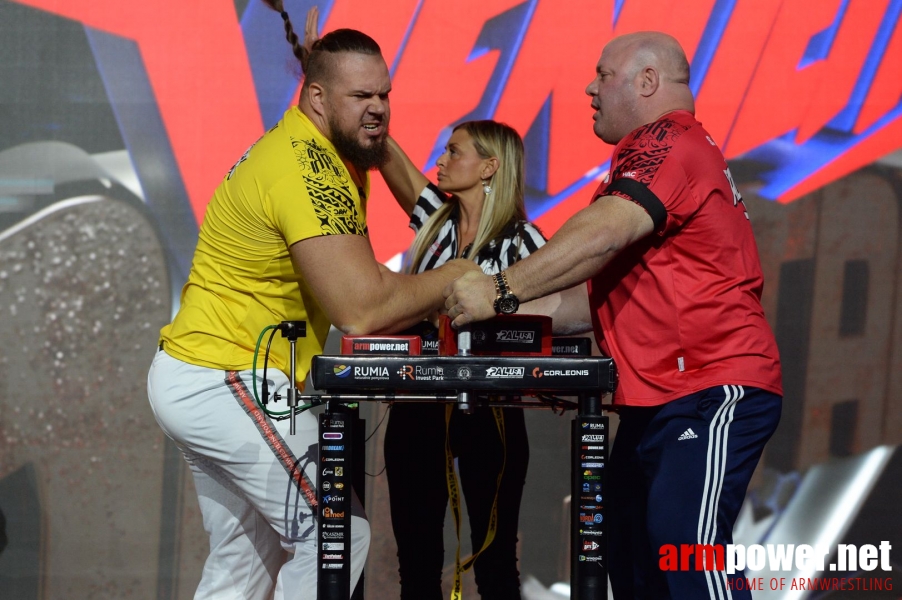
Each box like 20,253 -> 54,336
147,349 -> 370,599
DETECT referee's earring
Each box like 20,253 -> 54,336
482,179 -> 493,195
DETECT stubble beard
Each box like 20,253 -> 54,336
328,115 -> 390,172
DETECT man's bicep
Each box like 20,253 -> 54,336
290,234 -> 382,324
591,194 -> 656,250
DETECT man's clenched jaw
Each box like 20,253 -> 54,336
323,53 -> 392,171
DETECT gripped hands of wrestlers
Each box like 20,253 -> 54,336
443,270 -> 497,328
439,258 -> 483,280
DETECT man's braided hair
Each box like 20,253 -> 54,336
260,1 -> 382,89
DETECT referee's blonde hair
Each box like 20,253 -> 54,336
408,120 -> 527,273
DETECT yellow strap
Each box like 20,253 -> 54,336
446,402 -> 508,600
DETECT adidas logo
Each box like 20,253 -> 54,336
678,428 -> 698,441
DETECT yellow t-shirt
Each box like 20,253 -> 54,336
160,107 -> 368,384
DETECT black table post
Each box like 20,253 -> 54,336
571,393 -> 608,599
317,402 -> 358,600
350,408 -> 366,600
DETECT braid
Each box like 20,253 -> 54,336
260,1 -> 309,70
279,10 -> 309,70
260,0 -> 381,86
260,0 -> 284,13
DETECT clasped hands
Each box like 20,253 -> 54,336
442,270 -> 497,328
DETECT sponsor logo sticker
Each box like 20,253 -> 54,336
496,330 -> 535,343
353,366 -> 390,380
535,368 -> 590,377
486,366 -> 525,378
415,365 -> 444,381
354,341 -> 409,353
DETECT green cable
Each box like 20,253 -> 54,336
253,324 -> 319,419
252,325 -> 285,417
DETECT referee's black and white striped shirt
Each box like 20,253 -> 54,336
408,183 -> 546,275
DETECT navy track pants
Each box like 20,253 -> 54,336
608,385 -> 782,600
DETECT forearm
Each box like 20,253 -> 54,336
380,137 -> 430,216
506,202 -> 623,302
443,195 -> 654,328
519,283 -> 593,335
293,235 -> 478,336
342,263 -> 467,335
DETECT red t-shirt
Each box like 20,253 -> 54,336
588,110 -> 782,406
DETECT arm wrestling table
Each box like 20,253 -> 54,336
291,317 -> 617,600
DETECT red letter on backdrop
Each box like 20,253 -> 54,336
493,0 -> 614,197
387,0 -> 522,168
319,0 -> 421,68
693,0 -> 783,146
854,17 -> 902,133
795,0 -> 889,143
495,0 -> 713,197
724,0 -> 843,157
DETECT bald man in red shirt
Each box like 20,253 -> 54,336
445,32 -> 782,600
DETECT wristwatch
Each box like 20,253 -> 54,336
492,271 -> 520,314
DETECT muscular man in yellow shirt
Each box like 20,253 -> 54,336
147,6 -> 476,598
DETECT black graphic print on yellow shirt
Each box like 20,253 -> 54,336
292,137 -> 366,236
